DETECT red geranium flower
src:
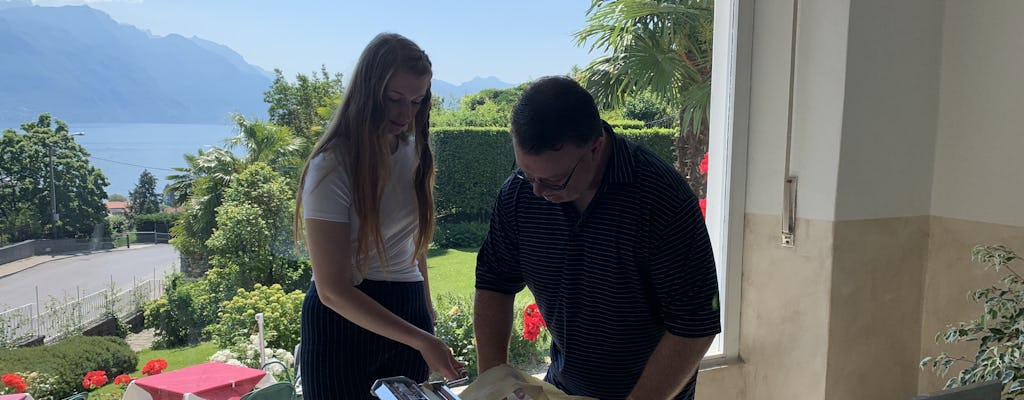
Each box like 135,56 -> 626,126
114,374 -> 133,386
522,303 -> 547,342
142,359 -> 168,376
699,198 -> 707,218
2,373 -> 28,393
82,370 -> 108,389
523,303 -> 546,327
700,152 -> 709,175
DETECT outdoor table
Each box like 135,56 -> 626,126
0,394 -> 34,400
121,362 -> 275,400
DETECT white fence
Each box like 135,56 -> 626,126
0,278 -> 164,345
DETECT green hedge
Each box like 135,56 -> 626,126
431,127 -> 514,223
433,221 -> 490,249
430,126 -> 675,227
606,119 -> 647,130
134,212 -> 182,232
0,336 -> 137,399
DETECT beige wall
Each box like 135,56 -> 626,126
699,0 -> 1024,399
826,216 -> 929,400
699,215 -> 834,400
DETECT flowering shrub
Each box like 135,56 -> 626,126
82,370 -> 108,390
210,334 -> 295,376
509,302 -> 549,369
141,359 -> 168,376
113,374 -> 133,386
433,294 -> 477,378
1,373 -> 27,393
204,283 -> 304,353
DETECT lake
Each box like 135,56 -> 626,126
68,122 -> 241,197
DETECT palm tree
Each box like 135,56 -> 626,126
226,114 -> 302,182
574,0 -> 714,197
164,147 -> 241,207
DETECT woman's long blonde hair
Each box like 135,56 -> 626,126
294,33 -> 435,276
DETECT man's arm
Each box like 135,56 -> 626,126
473,289 -> 516,373
628,333 -> 714,400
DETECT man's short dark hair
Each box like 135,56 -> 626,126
510,76 -> 603,154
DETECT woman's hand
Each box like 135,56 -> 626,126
417,335 -> 463,381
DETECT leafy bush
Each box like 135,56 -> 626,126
0,336 -> 136,399
134,212 -> 182,232
204,283 -> 304,354
606,119 -> 647,130
433,222 -> 490,249
0,371 -> 61,399
432,294 -> 551,381
509,299 -> 549,370
105,214 -> 132,238
434,294 -> 478,379
144,273 -> 218,348
921,245 -> 1023,398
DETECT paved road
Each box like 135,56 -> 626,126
0,244 -> 179,310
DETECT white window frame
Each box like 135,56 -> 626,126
700,0 -> 753,366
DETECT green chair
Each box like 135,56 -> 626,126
239,360 -> 297,400
239,381 -> 296,400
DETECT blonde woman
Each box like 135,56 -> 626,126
295,33 -> 462,399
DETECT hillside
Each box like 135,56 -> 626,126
0,4 -> 272,123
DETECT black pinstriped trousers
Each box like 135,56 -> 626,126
299,280 -> 432,399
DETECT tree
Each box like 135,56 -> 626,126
263,66 -> 344,149
624,90 -> 673,127
0,113 -> 108,242
107,193 -> 127,202
128,170 -> 162,216
167,147 -> 241,276
226,114 -> 302,183
430,85 -> 527,127
574,0 -> 714,197
204,163 -> 309,294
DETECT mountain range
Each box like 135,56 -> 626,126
0,2 -> 514,124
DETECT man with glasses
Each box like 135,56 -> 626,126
474,76 -> 720,400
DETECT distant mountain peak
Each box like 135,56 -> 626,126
431,76 -> 516,102
0,4 -> 272,123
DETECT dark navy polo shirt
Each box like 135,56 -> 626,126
476,128 -> 721,400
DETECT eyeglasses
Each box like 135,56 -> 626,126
512,153 -> 587,191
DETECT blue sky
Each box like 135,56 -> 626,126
32,0 -> 602,85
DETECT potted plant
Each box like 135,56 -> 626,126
921,244 -> 1023,399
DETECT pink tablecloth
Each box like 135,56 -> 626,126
0,394 -> 32,400
122,362 -> 274,400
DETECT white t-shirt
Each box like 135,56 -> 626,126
301,137 -> 423,284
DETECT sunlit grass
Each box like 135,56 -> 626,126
89,342 -> 219,397
88,247 -> 535,396
426,247 -> 479,299
426,247 -> 535,305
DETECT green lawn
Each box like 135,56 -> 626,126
426,247 -> 479,299
89,247 -> 533,395
426,247 -> 535,306
89,342 -> 220,397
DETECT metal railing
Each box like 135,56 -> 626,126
0,278 -> 165,346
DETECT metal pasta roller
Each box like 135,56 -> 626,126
371,376 -> 463,400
